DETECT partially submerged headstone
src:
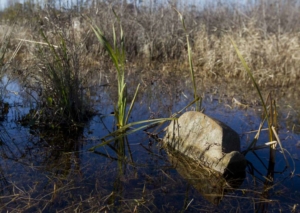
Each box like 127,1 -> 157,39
163,111 -> 246,176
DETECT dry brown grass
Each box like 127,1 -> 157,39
0,1 -> 299,88
193,21 -> 300,86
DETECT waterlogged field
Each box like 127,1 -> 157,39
0,0 -> 300,212
0,73 -> 299,212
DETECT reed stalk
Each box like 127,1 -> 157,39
88,10 -> 180,156
231,39 -> 276,144
174,8 -> 201,111
90,11 -> 132,129
231,39 -> 280,212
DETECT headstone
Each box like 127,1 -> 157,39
163,111 -> 246,175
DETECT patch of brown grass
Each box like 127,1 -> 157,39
194,21 -> 300,86
1,1 -> 300,88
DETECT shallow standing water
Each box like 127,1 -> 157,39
0,74 -> 299,212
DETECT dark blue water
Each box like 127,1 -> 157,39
0,78 -> 299,212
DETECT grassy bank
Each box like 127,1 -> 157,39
0,0 -> 299,88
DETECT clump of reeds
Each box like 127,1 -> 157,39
19,12 -> 95,130
88,12 -> 174,156
90,11 -> 138,129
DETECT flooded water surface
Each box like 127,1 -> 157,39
0,73 -> 299,213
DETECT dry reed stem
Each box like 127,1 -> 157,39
272,126 -> 290,168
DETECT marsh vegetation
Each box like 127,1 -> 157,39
0,0 -> 299,212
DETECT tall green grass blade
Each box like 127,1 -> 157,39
89,117 -> 175,151
90,25 -> 119,72
90,9 -> 130,128
90,23 -> 126,126
113,24 -> 116,51
112,118 -> 175,138
171,97 -> 200,118
230,39 -> 273,141
90,11 -> 136,129
187,37 -> 196,100
125,83 -> 140,125
174,8 -> 201,111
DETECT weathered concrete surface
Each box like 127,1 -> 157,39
163,111 -> 246,175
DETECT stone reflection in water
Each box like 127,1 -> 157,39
167,148 -> 245,205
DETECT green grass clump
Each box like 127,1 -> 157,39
89,12 -> 174,154
90,11 -> 138,128
21,28 -> 93,130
